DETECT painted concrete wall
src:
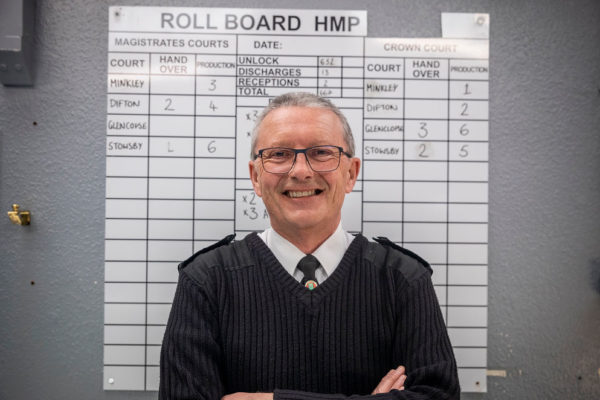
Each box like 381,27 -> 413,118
1,1 -> 598,399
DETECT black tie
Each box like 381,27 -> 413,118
297,254 -> 320,290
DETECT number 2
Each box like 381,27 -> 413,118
418,143 -> 429,158
248,192 -> 257,205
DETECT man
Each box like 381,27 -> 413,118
160,92 -> 459,400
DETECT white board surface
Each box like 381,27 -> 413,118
105,6 -> 489,393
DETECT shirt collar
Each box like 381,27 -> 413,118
259,222 -> 352,279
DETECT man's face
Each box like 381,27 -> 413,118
249,106 -> 360,237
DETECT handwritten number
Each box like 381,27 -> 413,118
164,98 -> 174,111
209,79 -> 216,91
460,102 -> 469,116
418,143 -> 429,158
464,83 -> 472,95
209,101 -> 218,112
460,123 -> 469,136
248,207 -> 258,220
207,140 -> 216,153
418,122 -> 429,138
459,144 -> 469,158
245,110 -> 259,122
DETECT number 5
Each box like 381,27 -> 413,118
418,122 -> 428,138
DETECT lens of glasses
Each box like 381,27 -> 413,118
261,146 -> 342,173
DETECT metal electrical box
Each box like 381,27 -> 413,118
0,0 -> 35,86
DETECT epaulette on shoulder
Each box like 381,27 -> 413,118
372,236 -> 433,274
178,234 -> 236,271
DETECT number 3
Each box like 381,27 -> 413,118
418,122 -> 428,138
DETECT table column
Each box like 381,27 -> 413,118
146,53 -> 196,262
146,52 -> 197,387
362,57 -> 404,241
403,57 -> 450,316
194,38 -> 237,251
447,58 -> 489,386
319,54 -> 364,233
104,52 -> 150,391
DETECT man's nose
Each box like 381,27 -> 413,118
289,152 -> 314,177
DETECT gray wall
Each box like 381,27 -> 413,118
1,0 -> 598,399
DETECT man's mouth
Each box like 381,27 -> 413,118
284,189 -> 323,198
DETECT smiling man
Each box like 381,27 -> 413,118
249,101 -> 360,256
160,93 -> 460,400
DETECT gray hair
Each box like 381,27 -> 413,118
250,92 -> 355,159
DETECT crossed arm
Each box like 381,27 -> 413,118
223,366 -> 407,400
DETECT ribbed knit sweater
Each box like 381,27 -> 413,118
159,233 -> 459,400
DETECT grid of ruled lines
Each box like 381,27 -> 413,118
361,52 -> 489,390
105,33 -> 488,391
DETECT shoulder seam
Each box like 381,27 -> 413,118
178,234 -> 236,271
371,236 -> 432,274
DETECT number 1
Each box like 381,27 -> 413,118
464,83 -> 472,95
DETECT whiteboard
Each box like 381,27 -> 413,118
104,6 -> 489,393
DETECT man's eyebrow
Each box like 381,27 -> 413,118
262,142 -> 336,148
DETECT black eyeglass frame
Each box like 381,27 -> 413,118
253,145 -> 353,174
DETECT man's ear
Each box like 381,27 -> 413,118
345,157 -> 361,194
248,160 -> 263,197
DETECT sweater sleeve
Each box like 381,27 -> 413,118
274,273 -> 460,400
159,271 -> 225,400
391,272 -> 460,398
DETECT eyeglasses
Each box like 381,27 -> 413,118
253,145 -> 353,174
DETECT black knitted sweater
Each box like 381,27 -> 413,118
159,232 -> 459,400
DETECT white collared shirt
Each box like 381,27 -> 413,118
258,223 -> 354,283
